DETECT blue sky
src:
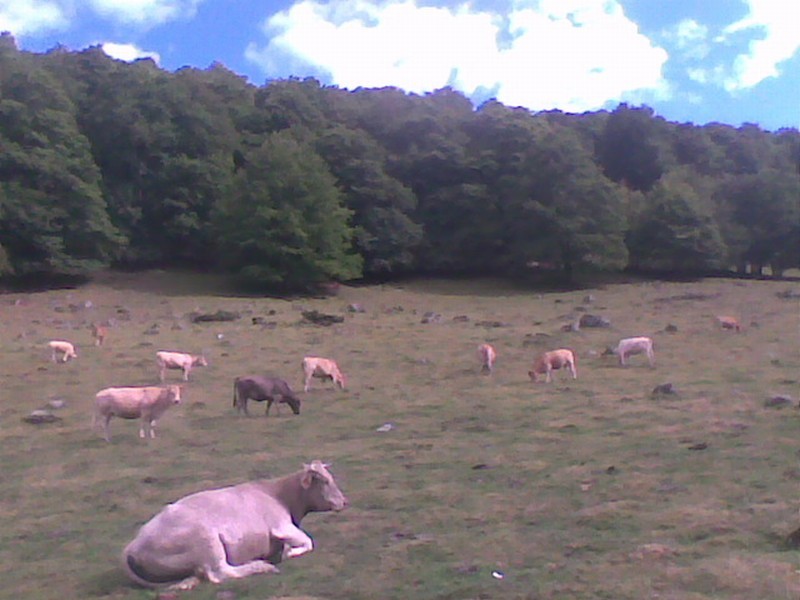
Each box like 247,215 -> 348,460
3,0 -> 798,131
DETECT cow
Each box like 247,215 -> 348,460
716,315 -> 741,332
48,340 -> 77,363
302,357 -> 346,392
478,343 -> 496,374
612,336 -> 655,367
233,376 -> 301,416
529,348 -> 577,383
92,385 -> 182,442
122,460 -> 348,591
156,351 -> 208,382
91,323 -> 108,346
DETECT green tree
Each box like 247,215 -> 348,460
0,44 -> 122,276
596,104 -> 667,192
316,126 -> 421,275
626,176 -> 726,272
213,132 -> 362,290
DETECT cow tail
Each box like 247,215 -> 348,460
233,378 -> 239,408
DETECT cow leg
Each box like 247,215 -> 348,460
303,375 -> 312,393
183,369 -> 190,381
202,534 -> 279,584
159,367 -> 166,382
103,415 -> 113,442
545,366 -> 552,383
647,349 -> 655,367
273,523 -> 314,560
149,420 -> 157,439
266,398 -> 274,416
569,361 -> 577,379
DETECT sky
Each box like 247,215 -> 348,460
2,0 -> 799,131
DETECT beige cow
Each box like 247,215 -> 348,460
122,461 -> 348,590
613,336 -> 655,367
156,351 -> 208,382
48,340 -> 78,363
529,348 -> 577,383
93,385 -> 182,441
302,357 -> 346,392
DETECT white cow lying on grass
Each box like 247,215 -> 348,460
48,340 -> 77,363
122,461 -> 348,590
156,351 -> 208,382
302,357 -> 346,392
93,385 -> 182,441
613,336 -> 655,367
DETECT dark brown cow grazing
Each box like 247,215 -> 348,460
233,376 -> 301,416
122,461 -> 348,590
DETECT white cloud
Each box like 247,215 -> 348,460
665,18 -> 710,60
101,42 -> 160,63
246,0 -> 669,113
720,0 -> 800,91
0,0 -> 69,36
87,0 -> 202,27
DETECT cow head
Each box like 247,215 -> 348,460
335,372 -> 347,390
166,385 -> 182,404
283,395 -> 301,415
194,355 -> 209,367
528,369 -> 538,382
301,461 -> 348,512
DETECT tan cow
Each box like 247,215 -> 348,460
91,323 -> 108,346
48,340 -> 77,363
302,357 -> 346,392
613,336 -> 655,367
156,351 -> 208,382
93,385 -> 182,441
122,461 -> 348,590
716,315 -> 741,332
529,348 -> 577,383
478,343 -> 496,374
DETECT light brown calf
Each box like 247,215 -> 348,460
91,323 -> 108,346
529,348 -> 577,383
302,357 -> 346,392
716,315 -> 741,332
478,343 -> 496,374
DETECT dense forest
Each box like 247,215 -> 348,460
1,33 -> 798,291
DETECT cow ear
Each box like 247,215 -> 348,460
301,471 -> 314,489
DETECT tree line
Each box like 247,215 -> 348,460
1,33 -> 798,291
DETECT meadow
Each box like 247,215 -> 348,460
0,271 -> 798,600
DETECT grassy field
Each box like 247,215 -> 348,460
0,271 -> 798,599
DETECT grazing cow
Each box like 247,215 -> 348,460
529,348 -> 577,383
91,323 -> 108,346
234,375 -> 301,416
48,340 -> 77,363
613,336 -> 655,367
716,315 -> 741,332
93,385 -> 182,441
478,343 -> 497,374
156,351 -> 208,382
122,460 -> 348,590
302,357 -> 346,392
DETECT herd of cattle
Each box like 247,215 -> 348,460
40,312 -> 742,591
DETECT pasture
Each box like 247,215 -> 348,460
0,271 -> 798,599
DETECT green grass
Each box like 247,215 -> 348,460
1,271 -> 799,599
